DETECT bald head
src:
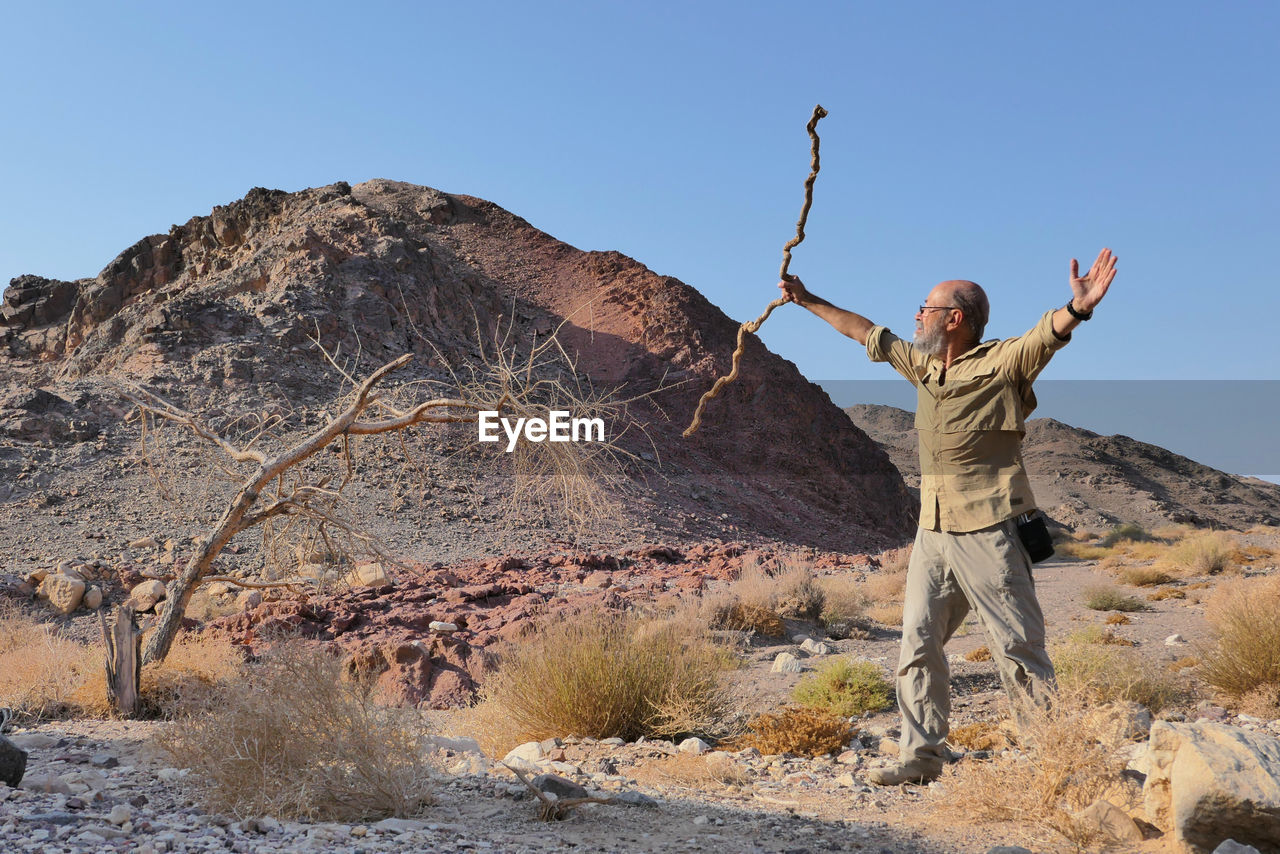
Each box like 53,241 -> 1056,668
936,279 -> 989,344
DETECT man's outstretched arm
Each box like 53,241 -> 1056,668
1052,247 -> 1117,338
778,277 -> 875,345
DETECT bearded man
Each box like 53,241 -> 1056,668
779,248 -> 1117,785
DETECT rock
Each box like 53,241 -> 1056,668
582,570 -> 612,588
878,738 -> 899,757
90,753 -> 118,768
0,735 -> 28,787
8,733 -> 58,750
836,749 -> 860,765
1072,798 -> 1143,845
21,772 -> 71,794
82,586 -> 102,610
372,818 -> 427,833
1211,841 -> 1262,854
771,652 -> 804,674
1123,702 -> 1154,740
678,737 -> 710,755
799,638 -> 832,656
503,742 -> 545,771
1144,721 -> 1280,853
428,735 -> 482,755
127,579 -> 167,612
38,573 -> 85,614
428,621 -> 459,633
1166,633 -> 1188,646
613,790 -> 659,808
531,773 -> 589,800
347,563 -> 392,588
692,815 -> 710,826
237,590 -> 262,610
128,537 -> 158,550
835,772 -> 858,787
984,848 -> 1034,854
107,804 -> 132,825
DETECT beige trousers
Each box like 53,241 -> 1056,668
895,518 -> 1055,772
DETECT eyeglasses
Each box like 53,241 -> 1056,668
918,305 -> 958,314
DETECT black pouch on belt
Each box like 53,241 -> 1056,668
1016,512 -> 1054,563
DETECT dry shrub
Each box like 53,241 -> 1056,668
1118,566 -> 1174,587
864,603 -> 904,627
737,706 -> 853,758
1147,588 -> 1186,601
817,575 -> 867,638
1053,632 -> 1179,712
936,692 -> 1141,847
74,634 -> 244,717
1069,528 -> 1100,543
1149,524 -> 1192,541
964,645 -> 992,662
0,603 -> 99,720
862,566 -> 907,604
474,609 -> 735,746
159,642 -> 435,820
1082,585 -> 1148,612
1162,531 -> 1235,576
792,658 -> 893,717
1097,554 -> 1125,572
1100,523 -> 1151,548
1104,613 -> 1131,626
633,752 -> 751,789
1167,656 -> 1200,673
1120,540 -> 1173,562
1237,685 -> 1280,719
948,719 -> 1009,751
1229,544 -> 1278,566
1197,575 -> 1280,699
704,597 -> 785,637
773,559 -> 824,620
1055,542 -> 1112,561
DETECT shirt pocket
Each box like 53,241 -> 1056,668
932,368 -> 1024,433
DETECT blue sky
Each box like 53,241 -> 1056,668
3,1 -> 1277,393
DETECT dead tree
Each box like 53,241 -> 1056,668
99,605 -> 142,717
123,354 -> 481,665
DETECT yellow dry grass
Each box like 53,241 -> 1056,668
864,603 -> 904,627
1198,575 -> 1280,699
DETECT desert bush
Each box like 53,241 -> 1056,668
475,609 -> 735,746
74,635 -> 244,718
1052,633 -> 1179,712
792,658 -> 892,717
936,691 -> 1141,847
948,720 -> 1009,751
1100,523 -> 1151,548
159,642 -> 435,820
1147,588 -> 1186,601
0,603 -> 100,720
1117,566 -> 1174,587
817,576 -> 867,638
703,596 -> 785,637
1082,585 -> 1148,612
1197,575 -> 1280,699
1104,613 -> 1131,626
1055,542 -> 1111,561
737,706 -> 854,757
1229,543 -> 1279,566
634,752 -> 752,788
964,645 -> 992,662
1162,532 -> 1234,575
773,559 -> 825,620
864,603 -> 904,627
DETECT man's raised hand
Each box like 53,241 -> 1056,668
1070,248 -> 1117,313
778,276 -> 810,305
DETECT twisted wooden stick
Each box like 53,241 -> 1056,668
683,104 -> 828,438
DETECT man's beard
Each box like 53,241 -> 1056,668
914,324 -> 945,356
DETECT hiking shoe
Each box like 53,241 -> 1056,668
866,760 -> 941,786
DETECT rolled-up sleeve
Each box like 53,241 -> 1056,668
1004,310 -> 1070,382
867,326 -> 925,385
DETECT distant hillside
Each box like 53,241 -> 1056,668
845,403 -> 1280,531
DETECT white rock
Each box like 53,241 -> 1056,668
38,573 -> 86,614
771,652 -> 804,673
156,767 -> 189,782
1212,841 -> 1262,854
373,818 -> 427,833
1071,798 -> 1143,845
347,562 -> 392,588
237,589 -> 263,610
1144,721 -> 1280,853
428,735 -> 483,754
678,737 -> 710,755
128,536 -> 159,550
799,639 -> 831,656
82,586 -> 103,610
1165,633 -> 1187,646
107,804 -> 132,825
692,815 -> 710,826
429,621 -> 459,633
503,742 -> 545,771
127,579 -> 167,612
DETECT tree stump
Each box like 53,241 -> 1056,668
100,606 -> 142,717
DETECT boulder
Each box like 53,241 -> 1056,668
0,735 -> 28,787
1072,798 -> 1143,846
503,742 -> 544,771
38,573 -> 86,614
127,579 -> 167,612
82,586 -> 102,610
771,652 -> 804,673
347,563 -> 391,588
678,737 -> 709,755
531,773 -> 589,800
1143,721 -> 1280,853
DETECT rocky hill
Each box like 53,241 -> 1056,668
845,403 -> 1280,531
0,180 -> 916,567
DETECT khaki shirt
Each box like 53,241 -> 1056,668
866,310 -> 1068,533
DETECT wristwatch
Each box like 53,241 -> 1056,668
1066,300 -> 1093,321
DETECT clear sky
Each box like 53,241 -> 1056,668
3,1 -> 1277,391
